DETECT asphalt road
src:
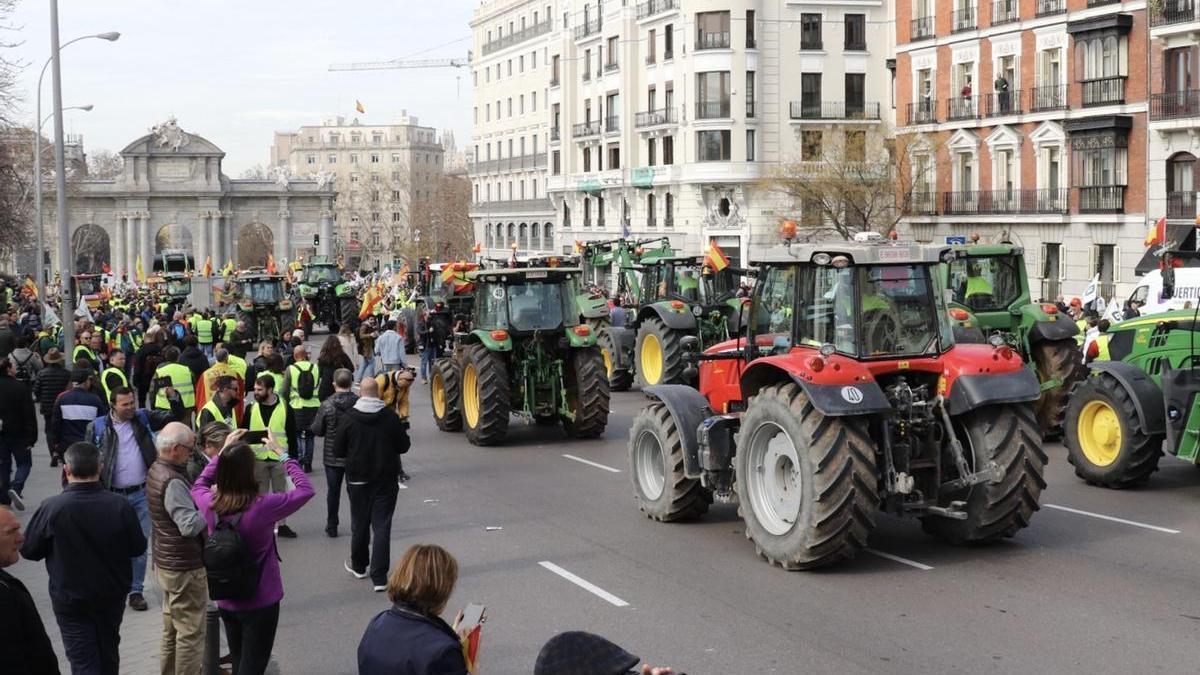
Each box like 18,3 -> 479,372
12,339 -> 1200,674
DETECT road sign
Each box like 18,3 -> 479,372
945,236 -> 967,245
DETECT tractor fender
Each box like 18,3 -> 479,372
643,384 -> 712,478
1088,360 -> 1166,435
740,359 -> 892,417
604,326 -> 637,370
945,369 -> 1041,415
1027,313 -> 1079,343
640,303 -> 698,331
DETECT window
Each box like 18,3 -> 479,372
1166,47 -> 1192,94
328,154 -> 337,164
845,14 -> 865,50
583,147 -> 592,172
802,130 -> 823,160
608,144 -> 621,169
746,71 -> 756,117
532,51 -> 537,68
664,23 -> 674,58
507,98 -> 513,116
552,54 -> 561,83
696,71 -> 731,118
583,197 -> 592,227
520,95 -> 525,115
647,193 -> 657,226
746,10 -> 756,47
306,155 -> 316,165
598,196 -> 606,228
663,136 -> 675,165
507,60 -> 513,76
607,36 -> 618,67
844,130 -> 865,162
1076,33 -> 1126,105
370,153 -> 380,163
648,137 -> 657,166
696,11 -> 730,49
486,103 -> 491,121
698,130 -> 732,161
391,153 -> 400,163
665,193 -> 674,227
329,132 -> 340,143
350,154 -> 359,164
845,74 -> 866,116
746,130 -> 756,161
1041,243 -> 1062,300
532,91 -> 537,112
801,73 -> 822,117
801,14 -> 822,50
647,29 -> 656,63
519,55 -> 525,72
583,50 -> 591,80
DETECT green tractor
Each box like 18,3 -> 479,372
429,267 -> 610,446
941,243 -> 1084,433
483,254 -> 611,330
154,249 -> 193,308
230,269 -> 293,342
296,255 -> 351,334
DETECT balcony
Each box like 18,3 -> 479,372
948,95 -> 981,121
482,20 -> 552,56
1080,76 -> 1126,107
941,189 -> 1069,215
1030,84 -> 1068,112
984,89 -> 1023,116
604,61 -> 619,73
1167,191 -> 1197,219
573,121 -> 601,138
575,16 -> 602,40
636,0 -> 677,19
952,6 -> 976,32
906,100 -> 938,125
696,32 -> 731,50
907,191 -> 938,215
911,16 -> 934,41
550,75 -> 560,87
696,101 -> 732,119
470,198 -> 554,214
466,153 -> 549,175
1077,185 -> 1126,213
1087,0 -> 1120,6
788,100 -> 882,121
993,0 -> 1020,24
1150,90 -> 1200,120
1152,0 -> 1196,26
1036,0 -> 1066,15
604,115 -> 620,133
635,108 -> 677,127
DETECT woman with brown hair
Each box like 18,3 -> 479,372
316,335 -> 354,401
357,544 -> 470,675
191,429 -> 314,675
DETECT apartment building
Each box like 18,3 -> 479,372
271,114 -> 444,270
896,0 -> 1148,302
470,0 -> 896,270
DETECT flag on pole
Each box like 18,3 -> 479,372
266,253 -> 277,274
101,262 -> 111,274
472,242 -> 482,254
573,240 -> 584,254
222,259 -> 234,276
704,240 -> 731,272
135,255 -> 145,283
359,284 -> 382,319
203,256 -> 213,277
355,100 -> 366,114
1145,215 -> 1167,248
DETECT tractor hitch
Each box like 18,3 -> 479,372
935,396 -> 1006,494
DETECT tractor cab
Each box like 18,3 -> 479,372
468,267 -> 582,337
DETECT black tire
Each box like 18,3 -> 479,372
1030,338 -> 1087,435
1063,372 -> 1163,488
597,329 -> 633,392
562,347 -> 609,439
431,358 -> 462,432
628,402 -> 711,521
340,297 -> 359,328
635,317 -> 686,387
461,343 -> 509,446
734,382 -> 877,570
921,403 -> 1047,544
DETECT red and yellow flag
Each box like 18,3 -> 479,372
573,240 -> 584,254
355,100 -> 366,114
1145,215 -> 1167,248
203,256 -> 213,277
705,240 -> 730,272
359,285 -> 382,320
266,253 -> 277,274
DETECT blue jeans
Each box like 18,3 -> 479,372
0,439 -> 32,501
355,354 -> 377,381
296,430 -> 314,465
125,488 -> 151,595
420,347 -> 435,380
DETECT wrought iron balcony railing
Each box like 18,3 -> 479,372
1077,185 -> 1126,214
1080,76 -> 1126,107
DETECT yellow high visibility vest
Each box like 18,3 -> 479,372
196,318 -> 215,344
197,398 -> 235,430
268,371 -> 284,392
100,366 -> 128,402
154,362 -> 195,409
227,354 -> 247,380
223,317 -> 237,337
248,401 -> 288,459
287,362 -> 321,408
73,344 -> 96,366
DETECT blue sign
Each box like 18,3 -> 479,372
945,236 -> 967,245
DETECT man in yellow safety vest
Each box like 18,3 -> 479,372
100,350 -> 129,402
279,345 -> 320,473
194,311 -> 217,360
151,346 -> 196,424
240,374 -> 298,538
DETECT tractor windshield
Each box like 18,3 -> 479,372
245,280 -> 283,305
701,267 -> 737,304
948,254 -> 1022,312
75,276 -> 101,296
304,266 -> 341,284
479,281 -> 570,332
166,279 -> 191,296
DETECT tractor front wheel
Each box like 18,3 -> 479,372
340,297 -> 359,329
635,317 -> 685,387
461,344 -> 510,446
1064,373 -> 1163,488
1031,338 -> 1087,435
562,347 -> 610,438
597,329 -> 632,392
734,382 -> 877,570
431,358 -> 462,432
921,403 -> 1046,544
628,402 -> 711,521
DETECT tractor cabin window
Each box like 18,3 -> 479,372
948,255 -> 1022,312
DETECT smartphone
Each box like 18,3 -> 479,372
155,376 -> 173,389
457,603 -> 485,632
241,430 -> 269,445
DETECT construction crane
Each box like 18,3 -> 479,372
329,57 -> 471,97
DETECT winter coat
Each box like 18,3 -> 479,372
0,375 -> 37,446
51,388 -> 107,449
357,602 -> 468,675
317,353 -> 354,401
332,397 -> 408,483
374,329 -> 404,365
179,347 -> 209,384
310,390 -> 357,468
33,363 -> 71,416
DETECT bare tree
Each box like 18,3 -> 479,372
239,164 -> 270,180
0,0 -> 25,128
86,149 -> 123,179
407,174 -> 472,261
0,128 -> 35,255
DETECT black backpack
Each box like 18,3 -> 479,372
11,352 -> 33,387
294,363 -> 316,400
202,513 -> 262,601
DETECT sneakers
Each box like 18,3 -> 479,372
344,560 -> 368,580
7,490 -> 23,511
373,584 -> 387,592
128,593 -> 148,611
276,524 -> 298,539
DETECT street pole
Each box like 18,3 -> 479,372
49,0 -> 74,353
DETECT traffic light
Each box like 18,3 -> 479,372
313,234 -> 320,247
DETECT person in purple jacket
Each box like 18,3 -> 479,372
191,429 -> 314,675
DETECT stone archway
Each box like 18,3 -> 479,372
155,224 -> 193,254
71,224 -> 110,273
237,223 -> 274,269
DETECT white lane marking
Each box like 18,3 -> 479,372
865,548 -> 934,571
538,561 -> 630,607
561,454 -> 621,473
1043,503 -> 1181,534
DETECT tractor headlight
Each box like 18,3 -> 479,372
691,304 -> 703,317
819,343 -> 836,357
812,253 -> 832,266
987,333 -> 1005,348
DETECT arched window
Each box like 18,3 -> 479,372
543,223 -> 554,251
485,224 -> 494,249
519,222 -> 528,248
507,223 -> 516,247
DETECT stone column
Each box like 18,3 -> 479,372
225,212 -> 235,270
125,213 -> 137,279
319,197 -> 333,257
210,211 -> 222,269
138,212 -> 151,277
195,212 -> 209,274
112,214 -> 126,280
276,197 -> 291,265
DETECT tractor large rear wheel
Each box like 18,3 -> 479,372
734,382 -> 877,570
635,317 -> 685,387
1064,373 -> 1163,488
628,403 -> 711,521
461,344 -> 510,446
921,403 -> 1046,544
340,297 -> 359,328
1030,338 -> 1086,435
562,347 -> 610,439
431,358 -> 462,432
597,329 -> 632,392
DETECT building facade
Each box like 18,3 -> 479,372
896,0 -> 1149,302
271,114 -> 445,270
470,0 -> 897,271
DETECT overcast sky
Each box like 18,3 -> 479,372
10,0 -> 476,174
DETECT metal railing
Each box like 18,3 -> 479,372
604,61 -> 619,73
845,38 -> 866,50
788,100 -> 882,120
1077,185 -> 1126,213
469,198 -> 554,214
941,189 -> 1069,215
801,36 -> 823,50
696,100 -> 732,119
1081,76 -> 1126,107
467,153 -> 549,175
952,6 -> 977,31
604,115 -> 620,132
1167,191 -> 1197,219
906,100 -> 938,125
575,16 -> 602,40
1152,0 -> 1196,26
911,16 -> 934,40
1030,84 -> 1068,112
697,32 -> 731,50
907,191 -> 938,215
984,89 -> 1023,116
993,0 -> 1020,24
1087,0 -> 1120,6
1150,90 -> 1200,120
573,120 -> 601,137
482,20 -> 552,56
948,94 -> 981,120
1036,0 -> 1066,15
635,108 -> 677,127
636,0 -> 676,19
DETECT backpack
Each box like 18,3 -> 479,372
11,352 -> 33,386
294,363 -> 316,400
201,513 -> 262,601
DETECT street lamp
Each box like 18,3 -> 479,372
33,26 -> 118,307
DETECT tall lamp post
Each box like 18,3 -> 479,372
32,104 -> 91,296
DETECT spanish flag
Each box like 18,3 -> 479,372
135,255 -> 145,283
266,253 -> 277,274
359,284 -> 382,319
1145,215 -> 1167,248
355,100 -> 366,114
705,240 -> 730,272
574,240 -> 584,254
203,256 -> 213,277
472,242 -> 482,254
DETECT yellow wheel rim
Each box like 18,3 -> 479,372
462,364 -> 480,428
432,373 -> 446,419
602,347 -> 613,378
641,333 -> 663,385
1078,399 -> 1122,467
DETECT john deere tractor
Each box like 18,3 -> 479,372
154,250 -> 193,307
296,255 -> 350,334
941,243 -> 1084,433
230,269 -> 293,342
627,236 -> 1047,570
430,267 -> 609,446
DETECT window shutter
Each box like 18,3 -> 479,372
1058,244 -> 1067,281
1113,246 -> 1122,283
1089,245 -> 1097,278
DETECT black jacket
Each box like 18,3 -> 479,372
332,398 -> 407,482
0,374 -> 37,446
310,390 -> 357,468
357,603 -> 468,675
226,330 -> 255,358
0,568 -> 60,674
179,347 -> 209,384
132,342 -> 163,389
32,363 -> 70,415
317,353 -> 354,401
20,482 -> 147,607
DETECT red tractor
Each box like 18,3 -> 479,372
627,237 -> 1048,569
